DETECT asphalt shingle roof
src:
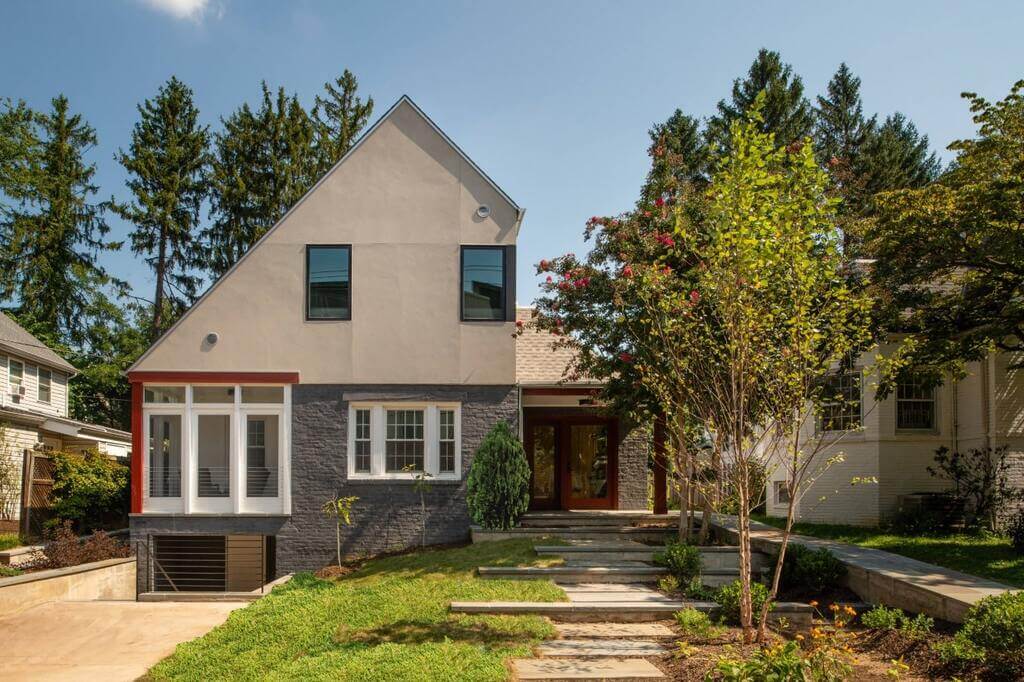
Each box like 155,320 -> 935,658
515,307 -> 599,386
0,312 -> 77,374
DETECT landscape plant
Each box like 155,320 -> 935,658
653,541 -> 701,586
716,579 -> 772,626
36,520 -> 131,569
465,421 -> 530,531
674,607 -> 722,640
779,544 -> 846,595
321,493 -> 358,569
50,450 -> 128,532
1008,509 -> 1024,555
951,591 -> 1024,663
0,425 -> 22,524
927,445 -> 1021,531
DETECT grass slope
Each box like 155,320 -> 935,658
147,539 -> 565,681
754,514 -> 1024,587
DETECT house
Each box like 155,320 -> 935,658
766,346 -> 1024,526
126,97 -> 653,595
0,313 -> 132,533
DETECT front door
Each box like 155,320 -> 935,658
524,414 -> 617,510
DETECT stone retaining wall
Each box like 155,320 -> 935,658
0,557 -> 136,616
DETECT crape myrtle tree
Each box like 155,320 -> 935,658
113,77 -> 210,340
534,97 -> 872,643
865,80 -> 1024,389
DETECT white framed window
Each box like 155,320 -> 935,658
8,359 -> 24,402
773,480 -> 791,505
38,368 -> 52,403
347,402 -> 461,480
896,373 -> 936,431
819,368 -> 861,432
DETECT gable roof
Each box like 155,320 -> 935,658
129,95 -> 524,373
515,307 -> 600,386
0,312 -> 77,374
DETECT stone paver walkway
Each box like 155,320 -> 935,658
709,514 -> 1016,623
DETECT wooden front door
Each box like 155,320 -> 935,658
524,414 -> 618,510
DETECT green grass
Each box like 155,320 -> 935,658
0,533 -> 22,551
0,564 -> 22,578
753,514 -> 1024,587
147,539 -> 566,681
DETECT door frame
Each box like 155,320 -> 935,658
523,409 -> 619,510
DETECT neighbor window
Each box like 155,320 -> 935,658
306,245 -> 351,320
461,246 -> 513,321
347,403 -> 461,479
773,481 -> 791,505
9,359 -> 23,394
37,368 -> 51,403
896,373 -> 936,431
819,368 -> 861,432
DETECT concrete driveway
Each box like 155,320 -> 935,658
1,600 -> 243,681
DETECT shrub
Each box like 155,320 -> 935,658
50,450 -> 129,532
780,543 -> 846,594
654,541 -> 701,585
658,575 -> 680,594
674,608 -> 719,640
715,579 -> 772,625
0,532 -> 22,551
465,421 -> 530,530
901,613 -> 934,639
861,604 -> 933,638
713,641 -> 812,681
0,565 -> 21,578
928,445 -> 1022,531
955,591 -> 1024,660
36,520 -> 131,569
1008,509 -> 1024,555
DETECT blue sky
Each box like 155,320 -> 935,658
3,0 -> 1023,306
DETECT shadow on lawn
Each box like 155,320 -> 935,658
344,538 -> 562,582
337,618 -> 524,648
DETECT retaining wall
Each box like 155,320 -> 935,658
0,557 -> 135,616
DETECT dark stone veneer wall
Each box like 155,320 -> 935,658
130,384 -> 518,590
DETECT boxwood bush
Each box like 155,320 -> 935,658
779,543 -> 846,594
716,579 -> 773,625
654,541 -> 701,586
465,421 -> 530,530
954,591 -> 1024,662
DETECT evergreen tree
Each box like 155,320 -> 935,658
312,69 -> 373,174
640,108 -> 709,203
0,96 -> 119,344
815,63 -> 873,166
708,48 -> 815,148
858,112 -> 941,199
112,77 -> 210,340
206,83 -> 317,276
0,98 -> 39,204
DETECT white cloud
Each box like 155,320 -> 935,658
140,0 -> 221,21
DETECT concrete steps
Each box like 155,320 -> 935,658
471,526 -> 675,543
478,565 -> 667,584
518,512 -> 677,528
537,640 -> 668,657
450,599 -> 716,622
554,623 -> 675,639
511,658 -> 665,680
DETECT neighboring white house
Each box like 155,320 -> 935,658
0,313 -> 132,529
766,345 -> 1024,526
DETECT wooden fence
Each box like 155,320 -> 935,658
20,451 -> 56,538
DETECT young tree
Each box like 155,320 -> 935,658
0,96 -> 120,344
206,83 -> 317,276
112,77 -> 210,340
312,69 -> 373,174
865,80 -> 1024,381
708,48 -> 815,149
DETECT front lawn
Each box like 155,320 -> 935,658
754,514 -> 1024,587
147,539 -> 565,681
0,533 -> 21,551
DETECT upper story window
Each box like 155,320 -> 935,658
461,246 -> 514,321
306,245 -> 351,320
37,368 -> 51,404
896,373 -> 936,431
8,359 -> 24,402
819,367 -> 862,432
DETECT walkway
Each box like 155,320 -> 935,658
708,514 -> 1015,622
1,599 -> 242,681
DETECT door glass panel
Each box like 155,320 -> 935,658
148,415 -> 181,497
198,414 -> 231,497
246,415 -> 279,497
531,425 -> 556,502
570,425 -> 609,500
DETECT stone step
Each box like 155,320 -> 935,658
558,591 -> 680,604
564,559 -> 653,568
535,544 -> 769,571
554,622 -> 675,639
450,600 -> 717,622
472,527 -> 675,544
537,639 -> 668,657
511,658 -> 665,680
479,565 -> 667,583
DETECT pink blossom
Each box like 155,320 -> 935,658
655,197 -> 665,207
619,352 -> 633,363
689,290 -> 700,304
546,275 -> 553,283
622,265 -> 634,278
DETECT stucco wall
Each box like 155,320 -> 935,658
132,100 -> 519,385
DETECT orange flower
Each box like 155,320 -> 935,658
809,600 -> 819,608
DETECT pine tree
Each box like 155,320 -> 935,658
858,113 -> 941,198
312,70 -> 373,174
708,48 -> 815,148
815,63 -> 873,166
0,96 -> 119,343
0,98 -> 39,203
206,83 -> 317,276
640,108 -> 709,203
112,77 -> 210,340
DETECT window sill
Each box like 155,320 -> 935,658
346,475 -> 462,486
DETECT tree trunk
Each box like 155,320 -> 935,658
336,523 -> 342,569
757,489 -> 797,642
152,225 -> 168,341
736,459 -> 754,643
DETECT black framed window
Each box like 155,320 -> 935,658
461,245 -> 514,321
306,245 -> 351,320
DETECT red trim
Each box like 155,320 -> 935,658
126,371 -> 300,384
653,415 -> 668,515
521,387 -> 600,396
130,381 -> 143,514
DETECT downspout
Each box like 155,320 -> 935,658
950,373 -> 959,453
982,356 -> 993,451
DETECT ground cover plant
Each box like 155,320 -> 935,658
147,539 -> 565,681
753,514 -> 1024,587
0,532 -> 21,551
